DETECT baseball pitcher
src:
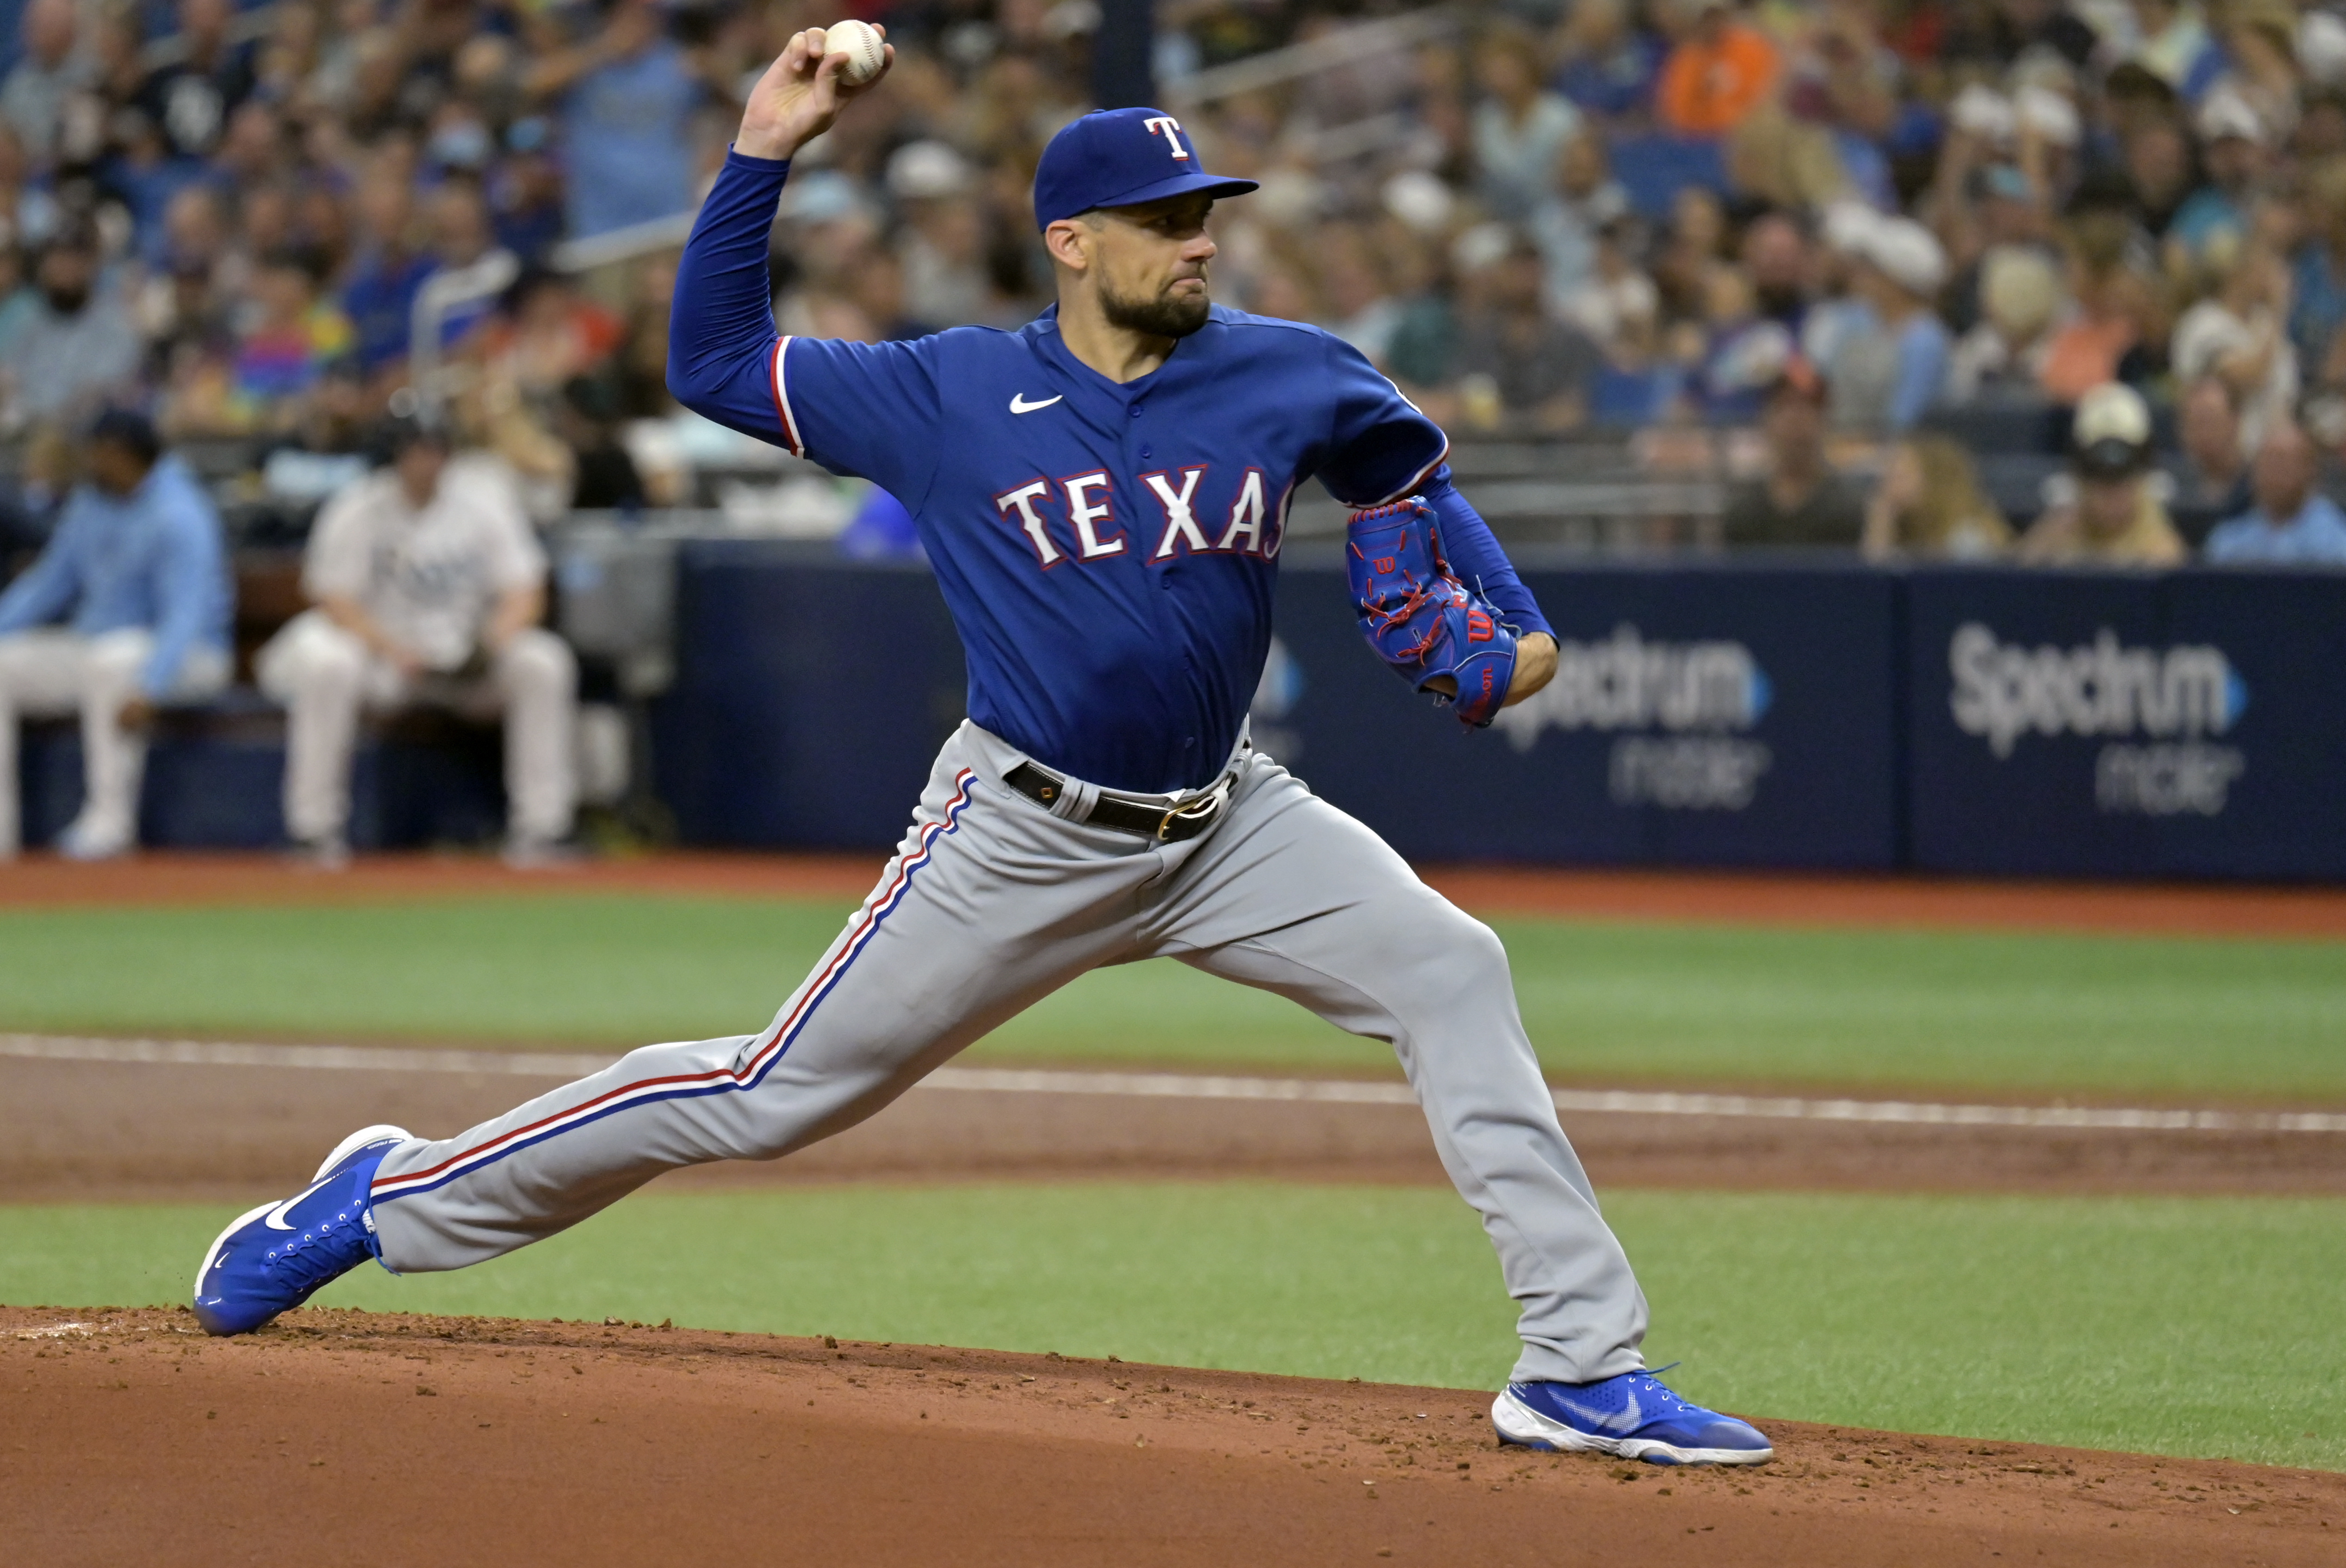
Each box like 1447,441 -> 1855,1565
191,28 -> 1770,1466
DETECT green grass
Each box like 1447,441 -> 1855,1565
5,1184 -> 2338,1470
1,897 -> 2341,1098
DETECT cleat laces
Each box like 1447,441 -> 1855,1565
261,1197 -> 374,1296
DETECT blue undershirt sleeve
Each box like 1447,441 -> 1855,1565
666,149 -> 942,505
1422,467 -> 1554,643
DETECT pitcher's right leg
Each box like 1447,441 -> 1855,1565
366,744 -> 1151,1273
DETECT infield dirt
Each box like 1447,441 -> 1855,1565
9,854 -> 2343,1563
6,1047 -> 2346,1202
6,1307 -> 2339,1567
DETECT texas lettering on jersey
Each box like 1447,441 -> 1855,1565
669,149 -> 1553,794
992,465 -> 1282,568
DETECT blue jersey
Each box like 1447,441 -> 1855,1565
670,152 -> 1552,793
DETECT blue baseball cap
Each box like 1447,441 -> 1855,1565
1032,107 -> 1258,231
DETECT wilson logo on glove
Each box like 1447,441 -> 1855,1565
1346,496 -> 1520,729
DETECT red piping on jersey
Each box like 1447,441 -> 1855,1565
770,336 -> 805,457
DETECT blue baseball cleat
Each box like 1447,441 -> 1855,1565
1493,1371 -> 1774,1466
191,1124 -> 410,1336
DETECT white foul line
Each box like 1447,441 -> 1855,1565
3,1033 -> 2342,1135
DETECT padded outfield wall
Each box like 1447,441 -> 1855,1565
652,543 -> 2346,881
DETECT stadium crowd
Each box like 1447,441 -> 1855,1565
0,0 -> 2337,561
4,0 -> 2346,860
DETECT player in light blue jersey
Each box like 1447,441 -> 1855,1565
190,27 -> 1771,1468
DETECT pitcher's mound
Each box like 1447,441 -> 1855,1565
6,1307 -> 2337,1566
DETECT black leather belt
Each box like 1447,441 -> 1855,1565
1005,762 -> 1231,842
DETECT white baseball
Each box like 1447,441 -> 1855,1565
824,19 -> 885,87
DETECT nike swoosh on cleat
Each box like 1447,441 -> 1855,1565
261,1175 -> 336,1231
1557,1390 -> 1643,1435
1009,393 -> 1062,414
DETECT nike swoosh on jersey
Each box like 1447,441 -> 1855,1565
1009,393 -> 1063,414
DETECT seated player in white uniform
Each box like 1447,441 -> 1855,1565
256,416 -> 577,867
0,409 -> 231,860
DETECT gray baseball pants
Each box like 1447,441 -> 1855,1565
369,721 -> 1649,1384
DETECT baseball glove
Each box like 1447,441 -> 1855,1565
1346,496 -> 1519,729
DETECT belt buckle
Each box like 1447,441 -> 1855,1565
1156,782 -> 1228,841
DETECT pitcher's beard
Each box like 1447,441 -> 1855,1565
1100,276 -> 1210,338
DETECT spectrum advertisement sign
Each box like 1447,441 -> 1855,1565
1265,558 -> 1902,868
1905,569 -> 2346,879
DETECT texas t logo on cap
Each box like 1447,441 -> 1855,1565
1031,106 -> 1257,230
1142,116 -> 1191,159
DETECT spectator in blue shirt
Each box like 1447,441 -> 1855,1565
2204,419 -> 2346,564
339,168 -> 435,378
526,0 -> 714,241
0,410 -> 231,859
1551,0 -> 1663,122
1823,213 -> 1951,432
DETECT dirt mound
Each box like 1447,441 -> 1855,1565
6,1307 -> 2337,1566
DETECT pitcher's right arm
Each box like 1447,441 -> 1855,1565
665,25 -> 893,439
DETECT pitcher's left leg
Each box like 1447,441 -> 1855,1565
1150,756 -> 1770,1462
1147,755 -> 1644,1385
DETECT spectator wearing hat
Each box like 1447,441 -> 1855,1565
0,221 -> 142,426
2203,417 -> 2346,563
1823,214 -> 1951,432
886,141 -> 993,328
1655,0 -> 1780,139
2168,92 -> 2270,269
0,410 -> 231,859
1721,359 -> 1866,546
256,419 -> 577,867
2017,382 -> 2190,564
